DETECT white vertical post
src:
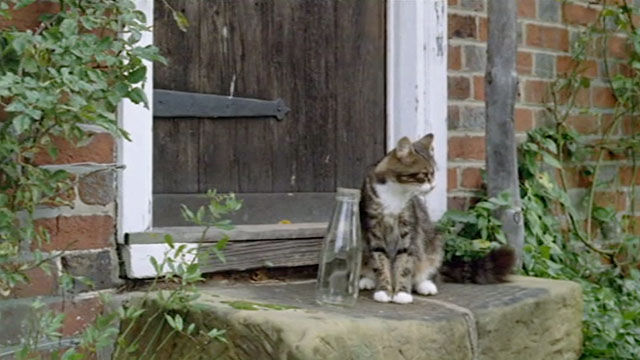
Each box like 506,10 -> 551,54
118,0 -> 154,242
387,0 -> 448,220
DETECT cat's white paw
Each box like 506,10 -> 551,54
416,280 -> 438,296
392,291 -> 413,304
359,277 -> 375,290
373,290 -> 392,303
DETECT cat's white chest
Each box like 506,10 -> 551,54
374,182 -> 414,215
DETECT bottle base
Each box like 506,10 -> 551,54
315,294 -> 357,307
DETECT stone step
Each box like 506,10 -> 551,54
141,276 -> 582,360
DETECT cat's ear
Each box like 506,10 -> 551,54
415,133 -> 434,155
394,137 -> 413,160
416,133 -> 434,148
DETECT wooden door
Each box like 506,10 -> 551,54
153,0 -> 386,226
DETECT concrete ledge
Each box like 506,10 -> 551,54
137,276 -> 583,360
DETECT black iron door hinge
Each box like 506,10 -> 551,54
153,89 -> 290,121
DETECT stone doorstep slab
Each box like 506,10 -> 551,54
148,276 -> 583,360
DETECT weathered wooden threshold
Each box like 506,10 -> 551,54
121,223 -> 327,279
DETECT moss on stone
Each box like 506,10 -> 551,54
221,300 -> 299,311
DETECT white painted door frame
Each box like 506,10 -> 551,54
118,0 -> 448,243
386,0 -> 447,220
118,0 -> 154,243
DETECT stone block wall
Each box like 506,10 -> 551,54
447,0 -> 637,215
1,132 -> 120,351
0,3 -> 120,353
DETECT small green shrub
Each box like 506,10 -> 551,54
438,192 -> 509,261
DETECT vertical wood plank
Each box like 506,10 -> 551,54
335,0 -> 386,188
295,0 -> 337,192
198,0 -> 240,193
265,1 -> 307,192
227,1 -> 274,193
197,0 -> 277,193
153,0 -> 201,193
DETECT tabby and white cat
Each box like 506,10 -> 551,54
359,134 -> 515,304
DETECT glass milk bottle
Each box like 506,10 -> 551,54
316,187 -> 363,306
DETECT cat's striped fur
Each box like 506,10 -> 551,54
359,134 -> 515,304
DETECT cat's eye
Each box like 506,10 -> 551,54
397,174 -> 414,182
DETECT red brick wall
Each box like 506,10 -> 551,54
447,0 -> 631,210
0,2 -> 118,351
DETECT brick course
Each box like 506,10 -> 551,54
78,171 -> 116,206
517,52 -> 534,75
33,133 -> 115,165
61,250 -> 118,293
0,2 -> 60,30
515,108 -> 535,132
526,24 -> 570,51
448,76 -> 472,100
50,296 -> 104,336
449,14 -> 477,39
34,215 -> 115,252
461,167 -> 484,189
6,265 -> 58,298
448,136 -> 486,160
563,2 -> 598,26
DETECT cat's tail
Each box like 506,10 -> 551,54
439,246 -> 516,284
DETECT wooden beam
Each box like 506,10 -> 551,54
198,238 -> 322,273
485,0 -> 524,263
123,223 -> 327,278
122,238 -> 322,277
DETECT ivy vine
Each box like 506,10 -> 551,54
442,1 -> 640,358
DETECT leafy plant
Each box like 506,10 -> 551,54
4,191 -> 240,359
110,191 -> 241,360
531,21 -> 640,360
520,126 -> 640,359
0,0 -> 164,297
438,192 -> 509,261
0,0 -> 162,357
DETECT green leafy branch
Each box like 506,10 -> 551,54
438,191 -> 509,261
